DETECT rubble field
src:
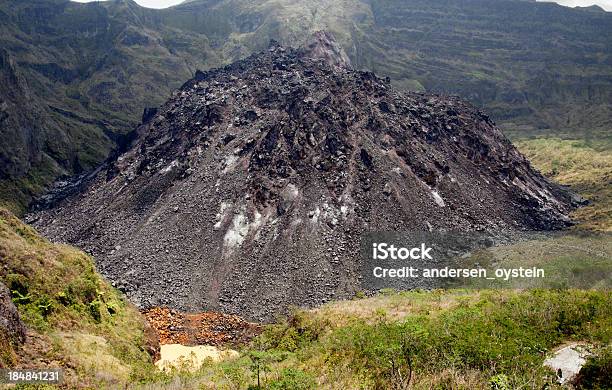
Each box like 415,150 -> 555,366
143,307 -> 261,346
30,32 -> 579,320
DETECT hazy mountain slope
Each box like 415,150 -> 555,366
1,0 -> 611,213
158,0 -> 373,60
360,0 -> 612,134
0,0 -> 221,212
171,0 -> 612,133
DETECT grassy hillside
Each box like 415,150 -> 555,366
0,207 -> 610,388
124,290 -> 610,389
0,208 -> 158,387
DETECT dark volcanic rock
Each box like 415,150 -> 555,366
31,35 -> 576,321
0,281 -> 26,348
3,0 -> 612,212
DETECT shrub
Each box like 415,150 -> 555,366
489,374 -> 510,390
318,290 -> 611,388
267,368 -> 316,389
574,346 -> 612,389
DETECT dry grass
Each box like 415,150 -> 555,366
410,368 -> 487,389
0,208 -> 154,388
55,332 -> 131,384
311,290 -> 484,327
461,232 -> 612,289
515,138 -> 612,231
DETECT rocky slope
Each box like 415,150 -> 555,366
0,281 -> 26,367
1,0 -> 611,212
29,34 -> 578,321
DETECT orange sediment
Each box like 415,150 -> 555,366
143,307 -> 262,346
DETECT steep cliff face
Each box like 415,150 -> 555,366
0,49 -> 38,179
31,36 -> 577,320
0,0 -> 220,212
0,49 -> 61,212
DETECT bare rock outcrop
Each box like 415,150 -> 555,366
0,281 -> 26,366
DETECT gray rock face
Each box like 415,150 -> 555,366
298,31 -> 352,69
31,36 -> 577,321
544,343 -> 591,385
0,49 -> 43,179
0,281 -> 26,348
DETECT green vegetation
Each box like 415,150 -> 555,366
0,207 -> 610,388
0,208 -> 155,387
0,155 -> 60,216
124,290 -> 610,389
575,345 -> 612,389
299,290 -> 610,388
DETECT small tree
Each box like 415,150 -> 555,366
247,350 -> 269,389
388,336 -> 413,390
